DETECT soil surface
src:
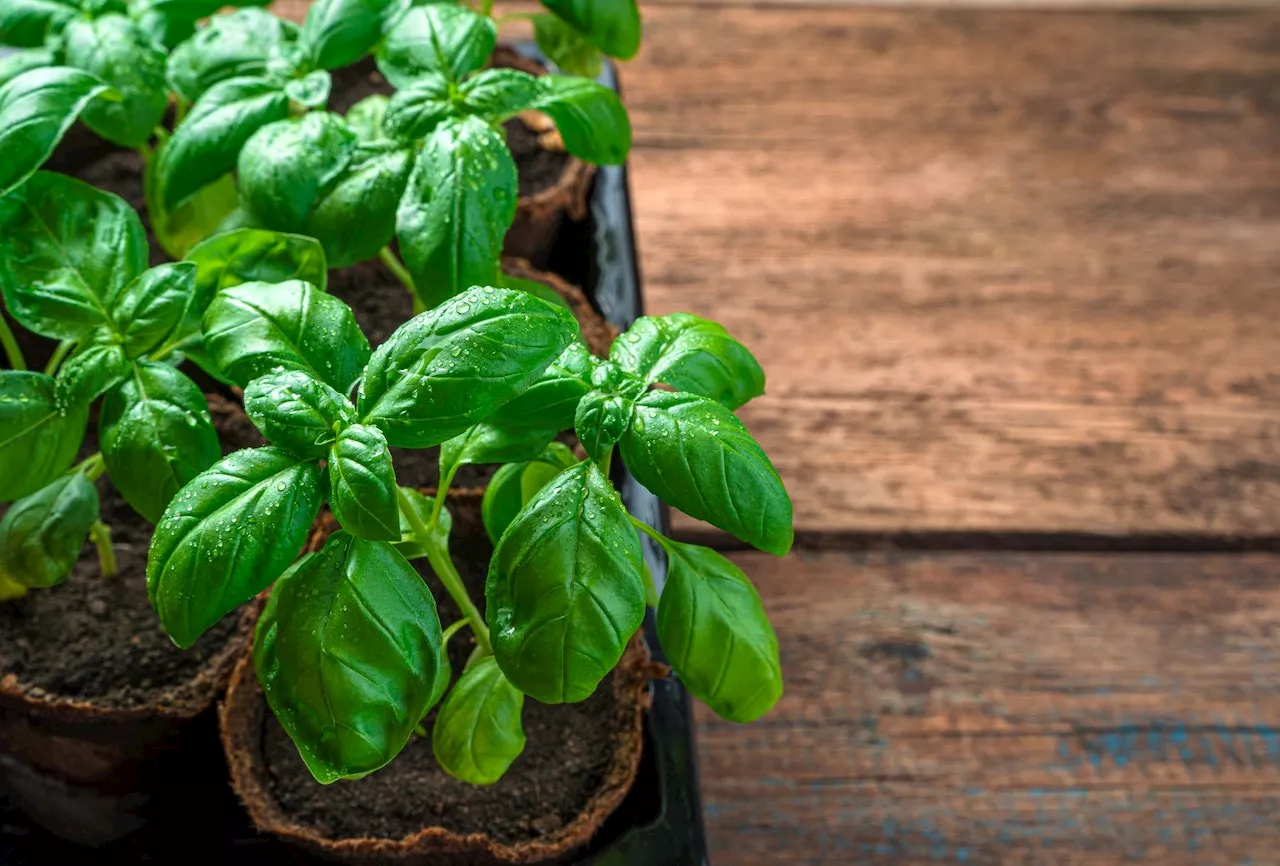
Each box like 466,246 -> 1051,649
260,498 -> 627,843
0,396 -> 263,710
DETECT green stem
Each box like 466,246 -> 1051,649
136,141 -> 153,163
78,453 -> 106,483
629,513 -> 667,546
597,447 -> 613,479
397,487 -> 492,653
641,560 -> 660,608
442,618 -> 468,644
414,723 -> 428,738
44,340 -> 73,375
494,11 -> 537,25
0,315 -> 25,371
429,464 -> 458,531
480,0 -> 493,17
89,520 -> 117,578
379,247 -> 422,313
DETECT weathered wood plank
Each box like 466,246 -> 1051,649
699,549 -> 1280,863
622,5 -> 1280,540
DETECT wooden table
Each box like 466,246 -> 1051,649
623,3 -> 1280,862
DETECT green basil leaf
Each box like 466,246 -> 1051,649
54,339 -> 128,406
531,15 -> 602,79
202,280 -> 370,393
393,485 -> 450,561
0,172 -> 144,339
0,47 -> 54,88
432,655 -> 525,784
328,423 -> 399,541
158,75 -> 290,211
237,112 -> 357,232
439,422 -> 556,483
284,70 -> 332,109
376,4 -> 495,88
244,368 -> 355,460
0,371 -> 87,503
574,390 -> 631,463
611,313 -> 765,410
62,14 -> 168,148
396,116 -> 516,308
111,261 -> 199,358
382,71 -> 453,141
305,145 -> 414,269
145,158 -> 239,261
148,446 -> 323,647
346,93 -> 389,142
0,0 -> 78,47
456,68 -> 538,123
358,285 -> 576,448
187,228 -> 329,296
130,0 -> 273,49
99,362 -> 220,524
620,390 -> 793,556
301,0 -> 404,71
539,0 -> 639,60
531,75 -> 630,166
0,68 -> 111,200
656,538 -> 782,723
165,8 -> 300,103
488,461 -> 644,703
255,531 -> 448,783
0,471 -> 98,589
480,440 -> 577,544
489,341 -> 594,431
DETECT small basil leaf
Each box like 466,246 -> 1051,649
62,14 -> 168,148
656,538 -> 782,723
0,371 -> 88,502
440,422 -> 556,484
620,390 -> 793,556
144,159 -> 239,261
202,280 -> 370,393
456,68 -> 538,123
489,342 -> 594,431
284,70 -> 332,109
111,261 -> 199,358
540,0 -> 639,60
328,423 -> 399,541
393,485 -> 450,561
396,116 -> 517,308
165,8 -> 300,103
244,368 -> 355,460
480,441 -> 577,544
99,362 -> 221,524
0,172 -> 144,339
433,655 -> 525,784
0,47 -> 54,88
346,93 -> 389,142
255,531 -> 448,783
237,112 -> 357,231
158,75 -> 290,211
0,68 -> 112,198
0,0 -> 78,48
376,4 -> 495,88
358,285 -> 577,448
574,390 -> 632,463
382,72 -> 453,141
0,472 -> 98,589
301,0 -> 404,71
488,461 -> 644,704
531,15 -> 602,79
531,76 -> 630,166
54,340 -> 128,406
187,228 -> 329,296
304,145 -> 414,269
611,313 -> 765,410
148,446 -> 323,648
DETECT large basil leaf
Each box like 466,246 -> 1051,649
439,422 -> 556,485
145,156 -> 239,261
187,228 -> 329,297
532,15 -> 602,79
255,531 -> 448,783
611,313 -> 765,410
480,440 -> 577,544
376,4 -> 495,88
328,423 -> 399,541
62,14 -> 168,148
358,285 -> 576,447
540,0 -> 640,60
0,172 -> 144,339
433,656 -> 525,784
531,76 -> 630,166
131,0 -> 273,50
0,371 -> 87,502
99,362 -> 220,524
489,342 -> 594,431
305,145 -> 414,269
148,446 -> 323,647
396,116 -> 517,308
301,0 -> 404,71
0,0 -> 78,47
54,340 -> 128,406
166,8 -> 300,103
457,68 -> 539,123
487,461 -> 644,704
111,261 -> 199,358
158,75 -> 290,211
383,72 -> 453,141
0,68 -> 110,200
0,471 -> 98,589
393,485 -> 450,561
202,280 -> 370,393
656,538 -> 782,723
244,368 -> 354,460
237,112 -> 357,231
620,390 -> 793,556
574,390 -> 631,463
0,47 -> 54,88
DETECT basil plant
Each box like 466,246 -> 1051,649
234,1 -> 631,311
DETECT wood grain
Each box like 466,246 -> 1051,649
622,5 -> 1280,541
700,548 -> 1280,863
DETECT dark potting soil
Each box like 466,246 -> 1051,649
0,396 -> 263,709
261,499 -> 628,843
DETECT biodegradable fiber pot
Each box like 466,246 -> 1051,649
221,493 -> 653,865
